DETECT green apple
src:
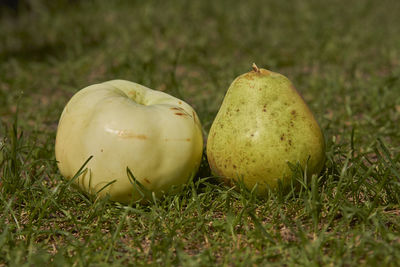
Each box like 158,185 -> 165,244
55,80 -> 203,203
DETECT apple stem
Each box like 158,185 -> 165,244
252,63 -> 260,73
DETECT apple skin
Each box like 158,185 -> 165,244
55,80 -> 203,203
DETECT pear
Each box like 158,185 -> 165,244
207,64 -> 325,194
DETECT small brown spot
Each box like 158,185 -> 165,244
288,140 -> 292,146
178,101 -> 182,104
280,134 -> 285,141
263,104 -> 267,112
251,134 -> 254,137
224,165 -> 227,168
175,112 -> 185,116
101,149 -> 104,152
186,138 -> 191,141
144,178 -> 151,184
236,109 -> 240,112
233,165 -> 237,169
291,110 -> 296,116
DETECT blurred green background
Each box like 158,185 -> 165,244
1,0 -> 399,136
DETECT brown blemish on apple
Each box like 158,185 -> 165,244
117,131 -> 147,139
172,107 -> 192,117
192,111 -> 197,124
101,149 -> 104,152
132,134 -> 146,139
280,134 -> 285,141
164,138 -> 192,142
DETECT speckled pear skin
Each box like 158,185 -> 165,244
206,65 -> 325,195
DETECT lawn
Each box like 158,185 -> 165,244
1,0 -> 400,266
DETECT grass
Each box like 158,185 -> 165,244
1,0 -> 400,265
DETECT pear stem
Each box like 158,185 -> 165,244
252,63 -> 260,73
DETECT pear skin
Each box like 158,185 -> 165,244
207,64 -> 325,195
